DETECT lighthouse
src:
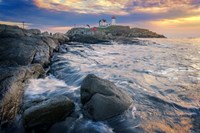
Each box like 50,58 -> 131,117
111,16 -> 116,25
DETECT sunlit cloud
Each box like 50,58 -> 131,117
34,0 -> 130,15
150,15 -> 200,28
33,0 -> 200,16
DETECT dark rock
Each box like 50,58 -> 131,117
27,29 -> 41,35
0,64 -> 44,124
0,24 -> 25,38
0,24 -> 59,125
70,34 -> 110,44
67,26 -> 166,41
48,117 -> 76,133
53,33 -> 69,44
42,31 -> 50,36
23,96 -> 75,129
129,28 -> 166,38
112,37 -> 140,44
67,28 -> 110,44
103,25 -> 131,37
58,44 -> 70,53
0,35 -> 58,67
81,74 -> 132,120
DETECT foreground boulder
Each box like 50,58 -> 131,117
0,64 -> 44,124
81,74 -> 132,120
0,24 -> 60,125
23,96 -> 75,129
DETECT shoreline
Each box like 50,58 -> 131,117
0,24 -> 165,132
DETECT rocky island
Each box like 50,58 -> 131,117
67,25 -> 166,44
0,24 -> 165,132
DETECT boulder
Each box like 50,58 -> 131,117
53,33 -> 69,44
27,29 -> 41,35
23,96 -> 75,129
58,44 -> 70,53
0,36 -> 58,67
0,24 -> 59,125
0,24 -> 25,38
48,117 -> 76,133
0,64 -> 44,124
81,74 -> 132,120
41,31 -> 50,36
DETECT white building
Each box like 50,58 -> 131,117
99,19 -> 108,27
111,16 -> 116,25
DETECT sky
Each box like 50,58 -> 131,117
0,0 -> 200,38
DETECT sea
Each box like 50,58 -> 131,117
23,38 -> 200,133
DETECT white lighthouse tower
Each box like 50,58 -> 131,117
111,16 -> 116,25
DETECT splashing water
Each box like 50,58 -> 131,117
23,38 -> 200,133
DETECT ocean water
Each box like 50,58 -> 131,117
23,38 -> 200,133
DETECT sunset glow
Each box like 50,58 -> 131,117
0,0 -> 200,37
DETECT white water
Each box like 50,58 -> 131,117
23,38 -> 200,133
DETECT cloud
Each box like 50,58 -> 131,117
33,0 -> 131,15
33,0 -> 200,16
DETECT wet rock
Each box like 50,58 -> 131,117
48,117 -> 76,133
23,96 -> 75,129
0,64 -> 44,124
58,44 -> 70,53
53,33 -> 69,44
0,24 -> 59,125
81,74 -> 133,120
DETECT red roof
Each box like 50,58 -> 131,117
112,16 -> 116,19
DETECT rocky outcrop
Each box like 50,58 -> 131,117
0,64 -> 44,124
129,28 -> 166,38
27,29 -> 41,35
0,24 -> 25,38
0,36 -> 57,66
67,28 -> 110,44
0,24 -> 61,125
67,25 -> 166,44
53,33 -> 69,44
81,74 -> 133,121
23,96 -> 75,129
41,31 -> 50,36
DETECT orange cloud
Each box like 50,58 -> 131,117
33,0 -> 130,15
33,0 -> 200,17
